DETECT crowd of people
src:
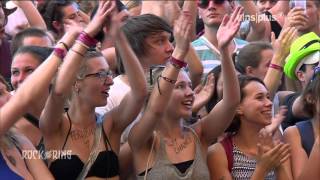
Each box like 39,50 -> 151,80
0,0 -> 319,180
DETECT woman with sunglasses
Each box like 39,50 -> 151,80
283,66 -> 320,180
40,1 -> 147,180
128,7 -> 242,180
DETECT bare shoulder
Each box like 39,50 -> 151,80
208,142 -> 233,180
283,126 -> 301,145
208,142 -> 228,166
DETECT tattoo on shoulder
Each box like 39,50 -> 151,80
219,176 -> 225,180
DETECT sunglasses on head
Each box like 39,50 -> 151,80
198,0 -> 227,9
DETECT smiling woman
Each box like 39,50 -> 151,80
207,75 -> 292,180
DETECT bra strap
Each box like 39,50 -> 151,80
76,122 -> 102,180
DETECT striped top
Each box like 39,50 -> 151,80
192,36 -> 247,76
232,144 -> 276,180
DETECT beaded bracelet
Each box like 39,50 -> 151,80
77,31 -> 98,48
170,56 -> 187,69
54,48 -> 66,60
269,63 -> 283,72
160,74 -> 176,84
156,74 -> 177,95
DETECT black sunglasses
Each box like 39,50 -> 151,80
198,0 -> 227,9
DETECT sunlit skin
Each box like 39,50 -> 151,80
298,1 -> 320,33
256,0 -> 277,13
22,36 -> 53,47
198,0 -> 234,27
76,57 -> 114,108
238,81 -> 272,128
0,81 -> 11,107
250,49 -> 273,80
141,31 -> 174,67
62,3 -> 83,23
166,71 -> 195,119
11,53 -> 41,90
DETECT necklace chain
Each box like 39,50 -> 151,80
164,133 -> 192,154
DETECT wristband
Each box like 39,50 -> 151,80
54,48 -> 66,60
170,56 -> 187,69
77,31 -> 98,48
269,63 -> 283,72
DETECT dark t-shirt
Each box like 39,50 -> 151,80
281,92 -> 307,130
0,38 -> 12,81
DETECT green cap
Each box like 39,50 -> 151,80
284,32 -> 320,80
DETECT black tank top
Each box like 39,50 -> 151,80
49,112 -> 119,180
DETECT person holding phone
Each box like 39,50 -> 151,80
284,0 -> 320,37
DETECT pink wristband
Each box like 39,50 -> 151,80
54,48 -> 66,60
269,63 -> 283,72
77,31 -> 98,48
170,56 -> 187,69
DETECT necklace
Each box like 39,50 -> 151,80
164,132 -> 192,154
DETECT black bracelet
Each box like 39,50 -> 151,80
59,42 -> 69,51
71,48 -> 84,57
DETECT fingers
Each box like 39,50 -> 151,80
173,11 -> 193,54
194,85 -> 203,94
270,32 -> 276,47
220,15 -> 230,27
229,6 -> 243,24
205,73 -> 215,88
274,143 -> 290,166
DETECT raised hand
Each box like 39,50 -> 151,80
84,0 -> 115,37
172,11 -> 193,59
283,7 -> 308,30
264,106 -> 287,135
192,73 -> 215,113
273,27 -> 297,59
217,6 -> 244,49
63,19 -> 85,37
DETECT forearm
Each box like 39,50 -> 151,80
270,0 -> 290,16
264,54 -> 285,98
219,48 -> 239,107
185,45 -> 203,88
17,1 -> 46,29
0,49 -> 62,135
237,0 -> 266,34
54,35 -> 86,95
276,163 -> 293,180
130,49 -> 186,150
182,1 -> 197,40
115,32 -> 147,98
251,166 -> 267,180
21,144 -> 54,180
